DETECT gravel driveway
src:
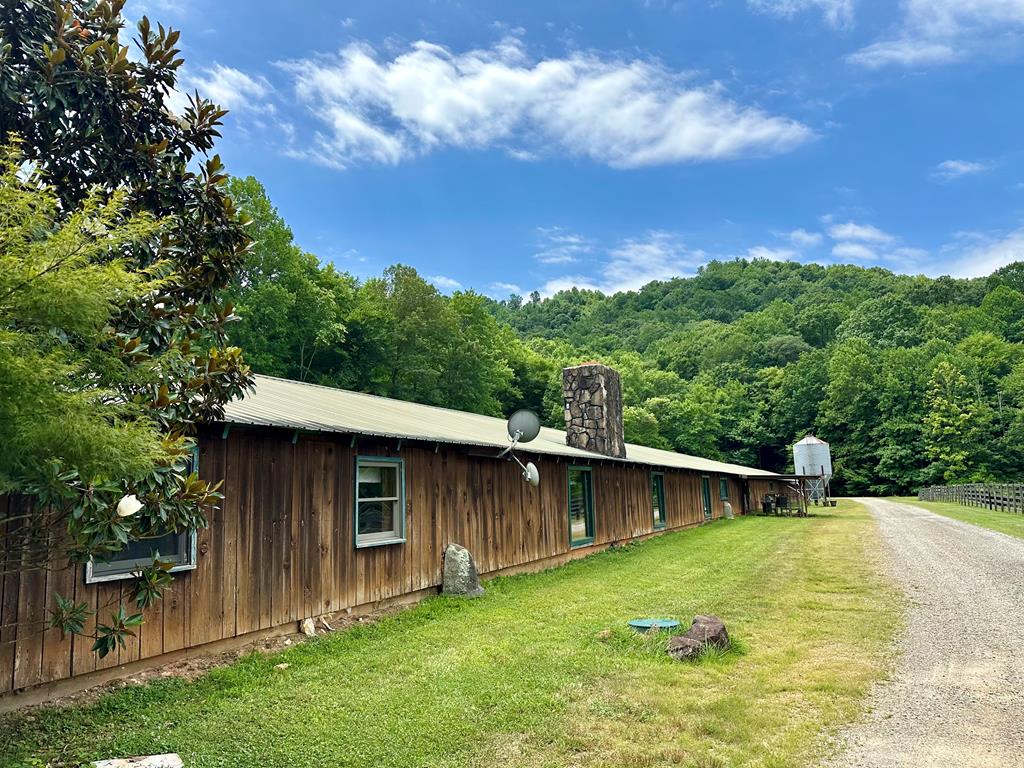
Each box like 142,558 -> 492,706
828,498 -> 1024,768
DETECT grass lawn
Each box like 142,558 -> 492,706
890,496 -> 1024,539
1,501 -> 898,768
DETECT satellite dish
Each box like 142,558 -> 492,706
507,409 -> 541,443
523,461 -> 540,487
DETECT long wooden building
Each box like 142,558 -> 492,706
0,363 -> 783,703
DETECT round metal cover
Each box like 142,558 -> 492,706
507,409 -> 541,442
628,618 -> 680,633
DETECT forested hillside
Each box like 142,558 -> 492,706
227,176 -> 1024,494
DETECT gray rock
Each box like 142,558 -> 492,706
666,635 -> 705,661
688,615 -> 729,647
300,617 -> 316,637
442,542 -> 485,597
666,615 -> 730,661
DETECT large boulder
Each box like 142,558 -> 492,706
666,615 -> 730,661
442,543 -> 485,597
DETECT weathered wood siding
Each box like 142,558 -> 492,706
1,426 -> 750,696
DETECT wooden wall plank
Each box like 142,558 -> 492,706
220,434 -> 240,640
190,436 -> 224,647
235,433 -> 261,636
12,501 -> 46,690
270,438 -> 292,627
0,497 -> 20,694
40,557 -> 76,684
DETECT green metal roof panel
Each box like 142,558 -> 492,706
222,374 -> 778,478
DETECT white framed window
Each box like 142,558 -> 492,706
355,456 -> 406,548
85,446 -> 200,584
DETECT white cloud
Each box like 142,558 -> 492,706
831,242 -> 878,260
932,159 -> 991,181
341,17 -> 356,29
542,230 -> 705,296
162,64 -> 274,118
848,0 -> 1024,69
534,227 -> 595,264
827,220 -> 895,243
490,281 -> 523,296
427,274 -> 462,291
846,39 -> 958,68
747,245 -> 799,261
185,64 -> 274,113
786,228 -> 824,247
539,275 -> 604,296
604,231 -> 706,291
944,228 -> 1024,277
822,217 -> 933,268
747,0 -> 855,28
277,37 -> 813,170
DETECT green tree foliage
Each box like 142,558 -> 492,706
1,1 -> 251,655
224,176 -> 352,381
0,149 -> 165,493
924,361 -> 987,483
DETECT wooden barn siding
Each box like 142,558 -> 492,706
748,478 -> 785,506
1,427 -> 749,695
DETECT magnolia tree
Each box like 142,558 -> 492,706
0,0 -> 252,656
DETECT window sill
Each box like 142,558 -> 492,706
355,537 -> 406,549
570,537 -> 595,549
85,561 -> 196,585
653,523 -> 667,530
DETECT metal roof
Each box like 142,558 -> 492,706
794,434 -> 829,446
222,374 -> 778,478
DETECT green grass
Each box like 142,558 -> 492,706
0,501 -> 898,768
890,496 -> 1024,539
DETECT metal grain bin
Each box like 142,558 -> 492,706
793,434 -> 832,500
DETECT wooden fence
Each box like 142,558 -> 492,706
918,483 -> 1024,513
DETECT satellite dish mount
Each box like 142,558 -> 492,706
502,409 -> 541,487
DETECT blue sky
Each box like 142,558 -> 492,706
135,0 -> 1024,297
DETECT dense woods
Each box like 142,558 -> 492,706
226,177 -> 1024,495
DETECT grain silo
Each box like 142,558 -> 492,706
793,434 -> 832,500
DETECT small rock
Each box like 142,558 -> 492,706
300,617 -> 316,637
666,615 -> 731,661
442,542 -> 485,597
666,635 -> 705,661
274,663 -> 290,671
283,638 -> 292,646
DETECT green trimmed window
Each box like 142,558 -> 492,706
567,466 -> 595,547
651,472 -> 666,529
355,457 -> 406,548
719,477 -> 729,500
86,446 -> 199,584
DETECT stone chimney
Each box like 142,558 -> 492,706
562,362 -> 627,458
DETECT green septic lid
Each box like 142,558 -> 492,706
628,618 -> 680,632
